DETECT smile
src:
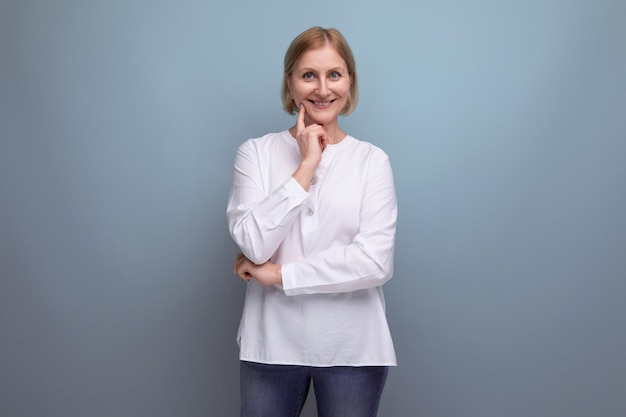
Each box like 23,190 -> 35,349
308,100 -> 334,107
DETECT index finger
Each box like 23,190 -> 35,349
296,103 -> 306,134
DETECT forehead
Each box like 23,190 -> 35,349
294,44 -> 347,69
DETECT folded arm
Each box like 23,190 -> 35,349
226,140 -> 309,264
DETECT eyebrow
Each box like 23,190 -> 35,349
297,67 -> 345,73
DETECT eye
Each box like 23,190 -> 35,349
329,71 -> 342,79
302,72 -> 315,80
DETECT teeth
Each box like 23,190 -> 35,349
314,101 -> 330,106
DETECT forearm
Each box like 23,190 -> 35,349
228,177 -> 307,264
281,227 -> 396,296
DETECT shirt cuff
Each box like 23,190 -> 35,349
281,263 -> 298,296
283,175 -> 309,199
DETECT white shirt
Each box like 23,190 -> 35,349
227,130 -> 397,366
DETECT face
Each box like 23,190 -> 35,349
287,44 -> 352,128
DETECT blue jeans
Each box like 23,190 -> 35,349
240,361 -> 388,417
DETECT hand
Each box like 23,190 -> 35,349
233,253 -> 282,286
294,104 -> 329,167
291,104 -> 328,190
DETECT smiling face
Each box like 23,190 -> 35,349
287,44 -> 352,131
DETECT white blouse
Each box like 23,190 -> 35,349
227,130 -> 397,366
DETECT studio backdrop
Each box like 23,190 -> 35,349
1,1 -> 625,416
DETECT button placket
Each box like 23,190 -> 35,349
306,173 -> 318,217
302,168 -> 321,233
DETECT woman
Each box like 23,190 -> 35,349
227,26 -> 397,417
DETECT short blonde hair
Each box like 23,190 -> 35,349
281,27 -> 358,116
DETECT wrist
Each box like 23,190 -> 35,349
293,163 -> 318,191
274,264 -> 283,286
299,159 -> 319,173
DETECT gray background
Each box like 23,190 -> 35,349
1,0 -> 625,416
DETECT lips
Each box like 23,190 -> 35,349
308,99 -> 335,108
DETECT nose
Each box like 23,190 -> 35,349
316,79 -> 330,97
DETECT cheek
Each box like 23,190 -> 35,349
336,80 -> 351,96
293,83 -> 314,97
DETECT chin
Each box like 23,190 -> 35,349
307,111 -> 339,125
309,116 -> 332,124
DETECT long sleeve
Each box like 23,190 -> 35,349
226,136 -> 308,264
281,153 -> 397,296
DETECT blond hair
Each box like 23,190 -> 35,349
281,27 -> 358,116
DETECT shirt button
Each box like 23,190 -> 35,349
311,176 -> 318,185
305,207 -> 314,216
